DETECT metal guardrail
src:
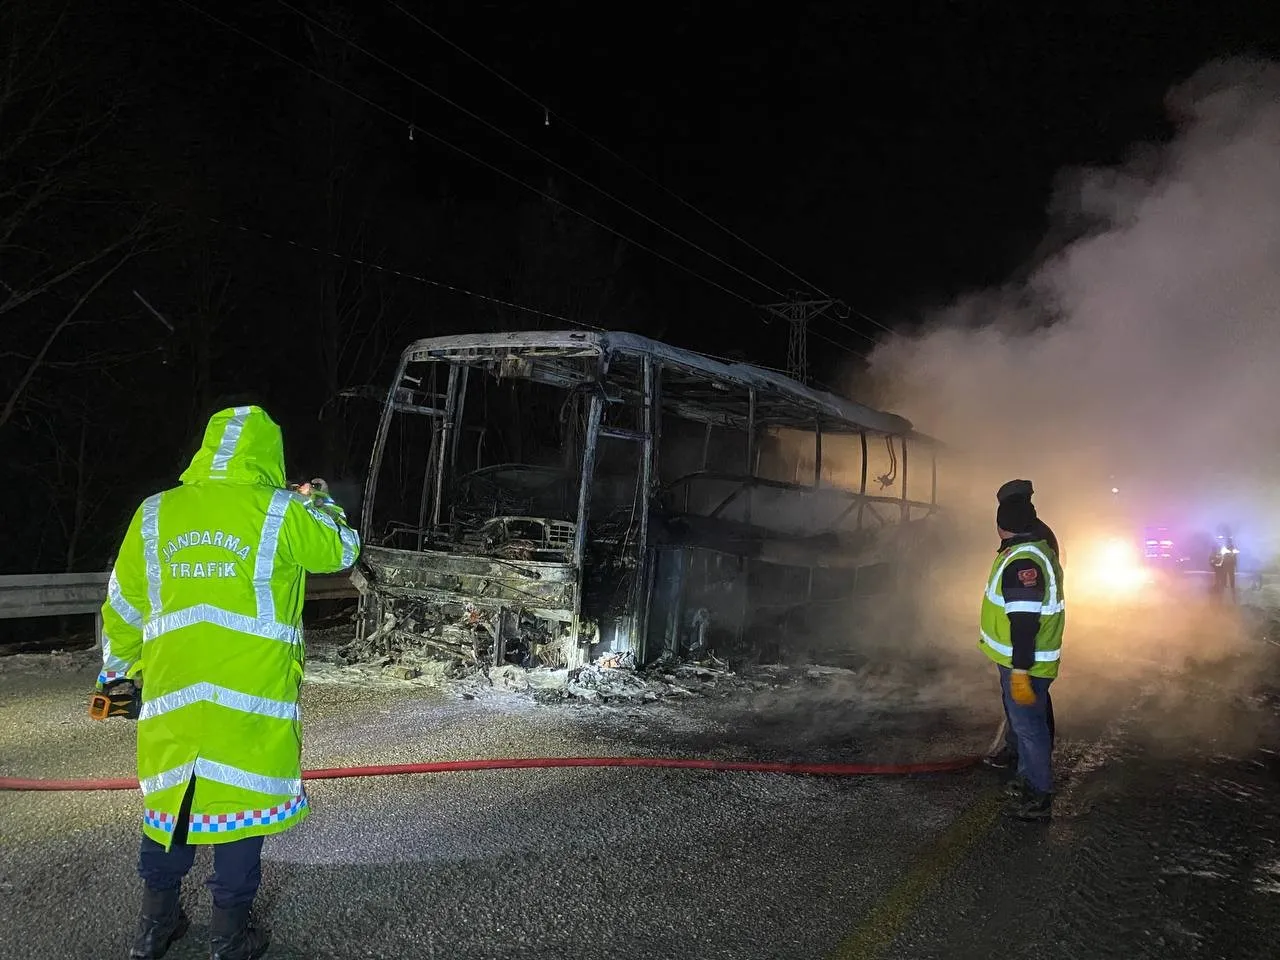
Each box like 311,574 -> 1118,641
0,572 -> 358,621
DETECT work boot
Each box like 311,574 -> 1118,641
129,886 -> 189,959
1005,789 -> 1053,822
981,745 -> 1017,770
209,904 -> 270,960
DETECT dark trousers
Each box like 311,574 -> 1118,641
1211,567 -> 1237,601
998,666 -> 1056,794
137,779 -> 264,909
1002,680 -> 1055,755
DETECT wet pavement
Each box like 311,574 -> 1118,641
879,682 -> 1280,960
2,632 -> 1279,960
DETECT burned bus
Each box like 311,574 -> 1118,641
352,331 -> 941,669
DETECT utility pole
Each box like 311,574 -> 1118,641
762,294 -> 837,385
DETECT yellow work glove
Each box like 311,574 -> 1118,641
1010,669 -> 1036,706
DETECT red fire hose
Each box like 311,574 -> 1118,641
0,754 -> 980,792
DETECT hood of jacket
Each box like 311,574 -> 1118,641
179,405 -> 287,488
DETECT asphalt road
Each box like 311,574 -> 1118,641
3,625 -> 1279,960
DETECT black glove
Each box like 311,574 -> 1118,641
88,679 -> 141,720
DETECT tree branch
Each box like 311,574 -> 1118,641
1,6 -> 70,104
0,213 -> 144,317
0,248 -> 135,431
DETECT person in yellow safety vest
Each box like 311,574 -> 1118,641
984,479 -> 1061,772
97,402 -> 360,960
978,494 -> 1065,821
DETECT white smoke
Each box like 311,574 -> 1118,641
867,57 -> 1280,563
828,57 -> 1280,741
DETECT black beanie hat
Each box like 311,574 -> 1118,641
997,495 -> 1037,534
997,478 -> 1034,503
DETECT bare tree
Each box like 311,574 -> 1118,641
0,2 -> 158,432
178,245 -> 236,429
17,398 -> 117,573
0,241 -> 151,431
301,5 -> 405,475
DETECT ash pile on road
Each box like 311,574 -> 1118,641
489,653 -> 738,704
299,608 -> 761,703
302,632 -> 748,705
0,621 -> 805,711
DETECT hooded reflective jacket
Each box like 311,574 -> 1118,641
99,406 -> 360,848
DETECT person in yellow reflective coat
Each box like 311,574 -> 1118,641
99,403 -> 359,960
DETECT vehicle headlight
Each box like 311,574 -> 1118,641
1085,538 -> 1151,592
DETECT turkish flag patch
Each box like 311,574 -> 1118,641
1017,568 -> 1039,587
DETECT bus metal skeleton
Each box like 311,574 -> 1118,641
353,331 -> 941,669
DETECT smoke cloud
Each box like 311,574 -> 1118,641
833,58 -> 1280,744
867,58 -> 1280,551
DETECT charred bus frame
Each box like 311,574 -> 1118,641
354,331 -> 940,668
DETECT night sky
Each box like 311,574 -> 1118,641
141,0 -> 1278,361
3,0 -> 1277,575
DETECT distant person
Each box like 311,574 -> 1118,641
984,479 -> 1060,773
978,493 -> 1065,821
1222,538 -> 1238,598
1209,535 -> 1238,602
96,401 -> 360,960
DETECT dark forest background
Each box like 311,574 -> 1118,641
2,0 -> 683,576
3,0 -> 1275,579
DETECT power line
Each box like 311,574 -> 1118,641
761,296 -> 871,375
205,216 -> 603,330
700,351 -> 789,375
383,0 -> 828,299
829,305 -> 895,338
808,325 -> 865,358
176,2 -> 873,368
381,2 -> 899,348
278,0 -> 787,302
207,217 -> 811,374
174,0 -> 761,309
824,310 -> 883,343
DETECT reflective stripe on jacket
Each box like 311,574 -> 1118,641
978,538 -> 1065,679
99,405 -> 360,848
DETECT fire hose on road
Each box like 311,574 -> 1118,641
0,754 -> 982,792
5,680 -> 1001,792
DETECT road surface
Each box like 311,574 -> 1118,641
2,623 -> 1279,959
